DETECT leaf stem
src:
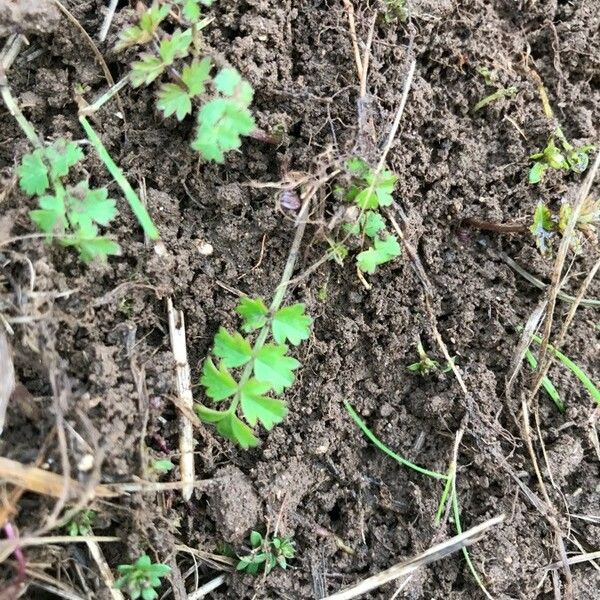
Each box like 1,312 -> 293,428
226,199 -> 311,415
79,115 -> 160,240
343,400 -> 448,481
0,74 -> 42,148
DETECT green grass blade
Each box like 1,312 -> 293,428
525,349 -> 564,412
451,487 -> 493,599
343,401 -> 448,480
531,335 -> 600,405
435,471 -> 454,524
79,116 -> 160,240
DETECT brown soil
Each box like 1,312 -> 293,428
1,0 -> 599,599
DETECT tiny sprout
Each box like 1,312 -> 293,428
150,459 -> 174,473
66,509 -> 96,537
529,133 -> 595,184
114,555 -> 171,600
407,339 -> 440,376
236,530 -> 296,576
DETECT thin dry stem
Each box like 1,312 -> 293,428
322,515 -> 504,600
86,538 -> 125,600
167,298 -> 196,501
342,0 -> 363,83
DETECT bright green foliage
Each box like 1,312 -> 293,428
114,555 -> 171,600
115,4 -> 170,51
337,158 -> 403,274
18,140 -> 120,262
196,298 -> 312,448
150,459 -> 174,473
236,531 -> 296,576
236,297 -> 268,332
406,340 -> 453,376
356,234 -> 401,274
529,198 -> 599,256
529,133 -> 595,184
192,68 -> 255,162
118,1 -> 255,162
65,509 -> 96,537
530,202 -> 554,256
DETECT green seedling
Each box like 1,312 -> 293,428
344,401 -> 492,597
530,198 -> 599,256
337,157 -> 402,274
407,339 -> 453,376
529,133 -> 595,184
473,65 -> 517,112
65,509 -> 96,537
236,530 -> 296,575
196,297 -> 312,448
150,459 -> 174,473
529,334 -> 600,406
116,0 -> 255,162
114,555 -> 171,600
17,139 -> 120,262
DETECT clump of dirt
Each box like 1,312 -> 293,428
0,0 -> 599,599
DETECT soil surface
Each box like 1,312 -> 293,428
1,0 -> 599,599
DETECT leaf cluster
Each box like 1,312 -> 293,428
338,157 -> 402,273
18,139 -> 120,262
117,0 -> 255,163
236,531 -> 296,576
114,555 -> 171,600
529,134 -> 595,184
65,509 -> 96,537
530,198 -> 599,256
196,298 -> 312,448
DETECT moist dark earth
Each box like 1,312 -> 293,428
1,0 -> 599,598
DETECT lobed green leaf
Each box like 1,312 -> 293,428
130,54 -> 166,87
271,304 -> 312,346
182,57 -> 212,96
200,358 -> 238,400
213,327 -> 253,368
158,29 -> 192,65
236,297 -> 268,332
240,379 -> 287,429
254,344 -> 299,394
18,150 -> 49,196
357,234 -> 401,274
157,83 -> 192,121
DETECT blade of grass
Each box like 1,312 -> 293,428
79,115 -> 159,240
343,401 -> 447,480
530,334 -> 600,405
525,349 -> 564,412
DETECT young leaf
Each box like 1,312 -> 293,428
236,297 -> 268,332
530,202 -> 554,256
254,344 -> 300,394
240,379 -> 288,429
271,304 -> 312,346
157,83 -> 192,120
200,358 -> 238,400
130,54 -> 166,87
369,170 -> 397,206
18,150 -> 49,196
213,328 -> 253,368
250,531 -> 262,547
182,57 -> 212,96
69,184 -> 118,228
363,211 -> 386,238
216,412 -> 259,449
179,0 -> 201,21
158,29 -> 192,65
116,5 -> 170,51
76,237 -> 121,263
44,140 -> 83,178
345,157 -> 370,177
213,68 -> 243,96
195,403 -> 228,423
357,234 -> 401,274
528,161 -> 546,184
30,194 -> 66,234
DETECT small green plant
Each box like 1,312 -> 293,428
336,157 -> 402,274
383,0 -> 408,22
530,198 -> 599,256
150,459 -> 174,473
472,67 -> 517,113
236,530 -> 296,575
17,139 -> 120,262
407,339 -> 440,375
196,297 -> 312,448
65,509 -> 96,536
114,555 -> 171,600
529,133 -> 595,184
116,0 -> 255,162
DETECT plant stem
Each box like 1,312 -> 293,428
344,400 -> 448,480
78,76 -> 130,116
0,75 -> 42,148
79,115 -> 160,240
226,199 -> 311,415
434,472 -> 454,523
